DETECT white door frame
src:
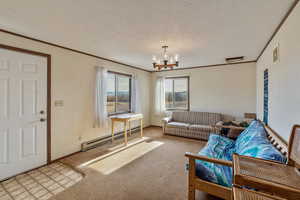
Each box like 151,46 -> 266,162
0,43 -> 51,165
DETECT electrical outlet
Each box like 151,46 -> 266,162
54,100 -> 64,107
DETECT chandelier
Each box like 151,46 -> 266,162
152,46 -> 179,71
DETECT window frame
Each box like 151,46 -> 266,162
107,71 -> 132,116
165,76 -> 190,111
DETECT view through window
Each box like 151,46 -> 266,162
165,77 -> 189,110
107,72 -> 131,114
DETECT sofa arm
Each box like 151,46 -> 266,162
216,121 -> 224,126
212,121 -> 224,133
162,117 -> 172,133
185,152 -> 233,167
162,117 -> 172,124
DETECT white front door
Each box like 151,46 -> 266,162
0,48 -> 48,181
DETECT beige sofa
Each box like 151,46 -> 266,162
162,111 -> 223,140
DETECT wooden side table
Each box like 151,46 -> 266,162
110,113 -> 143,145
212,125 -> 246,139
233,154 -> 300,199
233,187 -> 286,200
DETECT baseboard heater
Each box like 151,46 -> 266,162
81,126 -> 141,152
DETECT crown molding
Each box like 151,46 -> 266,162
151,60 -> 257,72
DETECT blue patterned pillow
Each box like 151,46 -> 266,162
195,134 -> 235,187
234,120 -> 286,163
234,120 -> 267,152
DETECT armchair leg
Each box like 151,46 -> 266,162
188,186 -> 195,200
188,158 -> 196,200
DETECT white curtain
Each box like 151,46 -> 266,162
154,76 -> 166,115
94,66 -> 108,128
131,74 -> 141,113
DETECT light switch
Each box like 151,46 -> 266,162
54,100 -> 64,107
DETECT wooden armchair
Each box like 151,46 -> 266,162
232,125 -> 300,199
185,124 -> 291,200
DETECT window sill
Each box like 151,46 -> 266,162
166,108 -> 189,111
108,111 -> 132,117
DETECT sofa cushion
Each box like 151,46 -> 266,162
195,134 -> 235,187
172,112 -> 190,123
189,112 -> 221,125
172,111 -> 221,125
189,124 -> 214,132
234,120 -> 286,163
166,121 -> 189,129
207,113 -> 222,125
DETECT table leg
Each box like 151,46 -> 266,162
111,120 -> 115,142
124,121 -> 128,145
188,158 -> 196,200
129,121 -> 132,136
140,119 -> 143,138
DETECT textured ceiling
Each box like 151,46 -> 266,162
0,0 -> 294,71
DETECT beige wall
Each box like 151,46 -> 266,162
0,29 -> 260,159
151,62 -> 257,126
0,31 -> 151,160
256,3 -> 300,142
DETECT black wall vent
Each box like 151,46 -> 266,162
225,56 -> 244,63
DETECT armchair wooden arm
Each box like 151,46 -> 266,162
185,152 -> 233,167
185,152 -> 233,200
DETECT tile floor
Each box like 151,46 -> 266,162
0,162 -> 83,200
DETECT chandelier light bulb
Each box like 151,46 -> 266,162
169,57 -> 174,63
163,53 -> 168,60
152,55 -> 157,62
175,54 -> 179,62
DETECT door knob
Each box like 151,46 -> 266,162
40,110 -> 45,114
29,118 -> 47,124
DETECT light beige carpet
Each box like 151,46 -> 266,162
49,128 -> 218,200
88,140 -> 164,175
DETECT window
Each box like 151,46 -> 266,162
263,69 -> 269,124
107,71 -> 131,115
165,76 -> 189,110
